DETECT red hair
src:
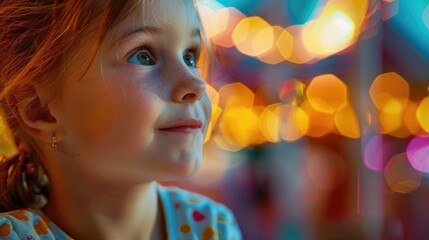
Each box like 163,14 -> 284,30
0,0 -> 137,211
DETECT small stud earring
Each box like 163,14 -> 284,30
51,135 -> 58,148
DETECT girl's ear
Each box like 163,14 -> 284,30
14,85 -> 64,144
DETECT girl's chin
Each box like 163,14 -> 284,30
161,159 -> 202,180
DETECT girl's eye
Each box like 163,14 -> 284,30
183,51 -> 197,67
127,48 -> 156,66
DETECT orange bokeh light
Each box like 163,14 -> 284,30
334,103 -> 360,139
404,100 -> 424,135
198,5 -> 230,39
384,152 -> 422,193
218,107 -> 260,148
283,25 -> 316,64
257,26 -> 289,65
232,16 -> 273,57
377,109 -> 410,138
259,103 -> 281,143
218,82 -> 254,109
204,104 -> 222,143
301,101 -> 335,138
210,7 -> 246,48
370,72 -> 409,114
416,96 -> 429,133
276,28 -> 294,61
306,74 -> 349,114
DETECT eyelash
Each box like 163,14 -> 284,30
185,45 -> 201,67
126,43 -> 156,66
126,43 -> 201,68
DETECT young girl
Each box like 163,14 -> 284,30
0,0 -> 242,239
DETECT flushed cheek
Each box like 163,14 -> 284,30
63,85 -> 119,151
109,92 -> 163,155
76,90 -> 161,156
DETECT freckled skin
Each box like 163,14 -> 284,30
50,0 -> 211,185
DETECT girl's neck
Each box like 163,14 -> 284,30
42,173 -> 163,240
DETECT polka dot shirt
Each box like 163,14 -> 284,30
0,185 -> 242,239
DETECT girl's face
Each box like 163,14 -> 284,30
52,0 -> 211,183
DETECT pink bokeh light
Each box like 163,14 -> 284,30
407,135 -> 429,173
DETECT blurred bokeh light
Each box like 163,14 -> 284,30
196,0 -> 429,238
385,152 -> 422,193
191,1 -> 429,238
407,135 -> 429,174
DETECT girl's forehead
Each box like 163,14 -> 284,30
107,0 -> 200,44
118,0 -> 200,32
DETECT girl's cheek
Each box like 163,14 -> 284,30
69,87 -> 118,148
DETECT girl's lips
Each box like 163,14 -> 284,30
160,126 -> 201,133
158,119 -> 203,133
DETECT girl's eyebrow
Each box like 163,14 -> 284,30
111,26 -> 160,47
112,26 -> 201,47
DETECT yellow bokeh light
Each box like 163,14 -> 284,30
384,152 -> 422,193
213,134 -> 245,152
377,110 -> 405,136
276,28 -> 294,60
259,103 -> 281,143
325,0 -> 368,32
370,72 -> 409,113
251,106 -> 268,145
218,82 -> 254,109
334,103 -> 360,138
382,98 -> 404,114
302,11 -> 355,56
381,99 -> 413,139
209,7 -> 246,48
257,26 -> 288,65
252,26 -> 274,56
218,107 -> 260,147
204,104 -> 222,143
279,104 -> 309,141
283,25 -> 316,64
301,101 -> 335,138
198,5 -> 230,39
404,100 -> 424,135
306,74 -> 348,114
232,16 -> 273,56
300,0 -> 368,58
416,96 -> 429,132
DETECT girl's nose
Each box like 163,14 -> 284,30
171,74 -> 206,103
